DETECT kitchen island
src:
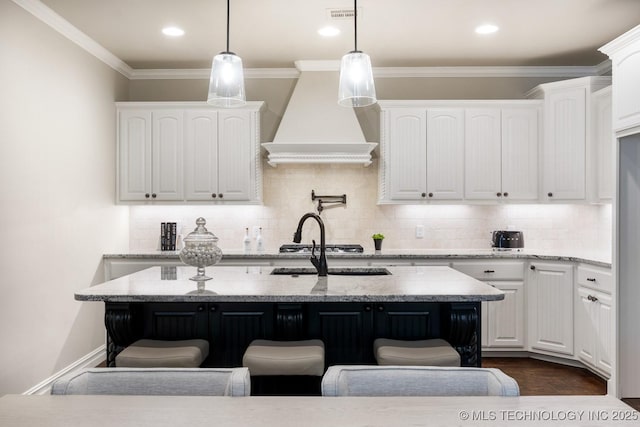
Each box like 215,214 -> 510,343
76,266 -> 503,368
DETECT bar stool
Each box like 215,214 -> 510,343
115,339 -> 209,368
242,339 -> 325,395
373,338 -> 460,367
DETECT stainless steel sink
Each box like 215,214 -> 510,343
270,267 -> 391,276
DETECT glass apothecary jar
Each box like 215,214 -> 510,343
179,218 -> 223,281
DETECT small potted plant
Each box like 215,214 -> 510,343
372,233 -> 385,251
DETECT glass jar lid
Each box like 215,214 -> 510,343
183,217 -> 218,244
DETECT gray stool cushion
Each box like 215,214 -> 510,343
116,339 -> 209,368
243,339 -> 325,376
374,338 -> 460,366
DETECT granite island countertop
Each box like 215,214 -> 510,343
103,248 -> 612,268
76,265 -> 505,303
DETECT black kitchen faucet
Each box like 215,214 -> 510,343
293,212 -> 328,276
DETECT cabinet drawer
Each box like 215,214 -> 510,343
451,261 -> 524,280
577,265 -> 612,293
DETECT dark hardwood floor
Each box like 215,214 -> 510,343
482,357 -> 606,395
483,357 -> 640,411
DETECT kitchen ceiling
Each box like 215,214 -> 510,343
39,0 -> 640,70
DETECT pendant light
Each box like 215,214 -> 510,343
207,0 -> 246,107
338,0 -> 377,107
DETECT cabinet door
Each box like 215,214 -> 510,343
184,110 -> 219,201
487,281 -> 525,348
209,303 -> 274,367
528,263 -> 574,355
595,292 -> 613,376
464,109 -> 502,199
151,110 -> 184,200
217,111 -> 252,201
501,108 -> 538,200
308,303 -> 374,365
426,109 -> 464,200
119,110 -> 152,201
387,109 -> 427,200
141,303 -> 209,341
593,88 -> 614,200
543,88 -> 586,200
575,286 -> 597,367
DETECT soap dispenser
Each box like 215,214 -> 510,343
243,227 -> 251,254
256,227 -> 264,253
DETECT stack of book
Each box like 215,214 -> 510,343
161,222 -> 177,251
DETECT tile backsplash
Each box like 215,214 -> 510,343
128,162 -> 612,255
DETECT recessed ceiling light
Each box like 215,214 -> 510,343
318,26 -> 340,37
475,24 -> 499,35
162,26 -> 185,37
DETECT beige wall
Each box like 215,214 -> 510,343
0,2 -> 129,394
128,75 -> 563,144
129,78 -> 297,142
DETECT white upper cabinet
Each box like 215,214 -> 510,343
464,108 -> 502,199
184,110 -> 219,200
385,108 -> 427,200
118,102 -> 264,204
426,109 -> 464,200
379,101 -> 540,203
152,110 -> 184,201
119,109 -> 183,201
217,110 -> 253,201
545,87 -> 586,200
465,106 -> 538,201
600,25 -> 640,133
501,108 -> 539,200
119,109 -> 152,201
591,87 -> 614,201
527,76 -> 611,201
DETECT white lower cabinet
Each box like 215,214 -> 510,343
575,287 -> 612,377
528,262 -> 574,356
485,281 -> 525,348
575,264 -> 613,378
452,261 -> 525,350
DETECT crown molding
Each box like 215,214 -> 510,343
595,60 -> 612,76
599,24 -> 640,56
12,0 -> 133,78
373,65 -> 600,78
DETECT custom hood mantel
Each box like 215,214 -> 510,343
262,60 -> 377,167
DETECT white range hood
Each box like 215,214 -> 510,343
262,61 -> 377,167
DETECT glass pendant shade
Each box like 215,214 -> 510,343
207,52 -> 246,107
338,51 -> 377,107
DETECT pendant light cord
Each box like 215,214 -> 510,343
353,0 -> 358,52
226,0 -> 230,53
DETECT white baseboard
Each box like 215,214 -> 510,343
23,345 -> 106,395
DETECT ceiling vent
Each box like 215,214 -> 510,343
327,8 -> 361,20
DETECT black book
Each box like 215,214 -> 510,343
161,222 -> 166,251
170,222 -> 177,251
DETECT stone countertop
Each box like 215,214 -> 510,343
103,249 -> 612,268
0,395 -> 636,427
76,265 -> 505,303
